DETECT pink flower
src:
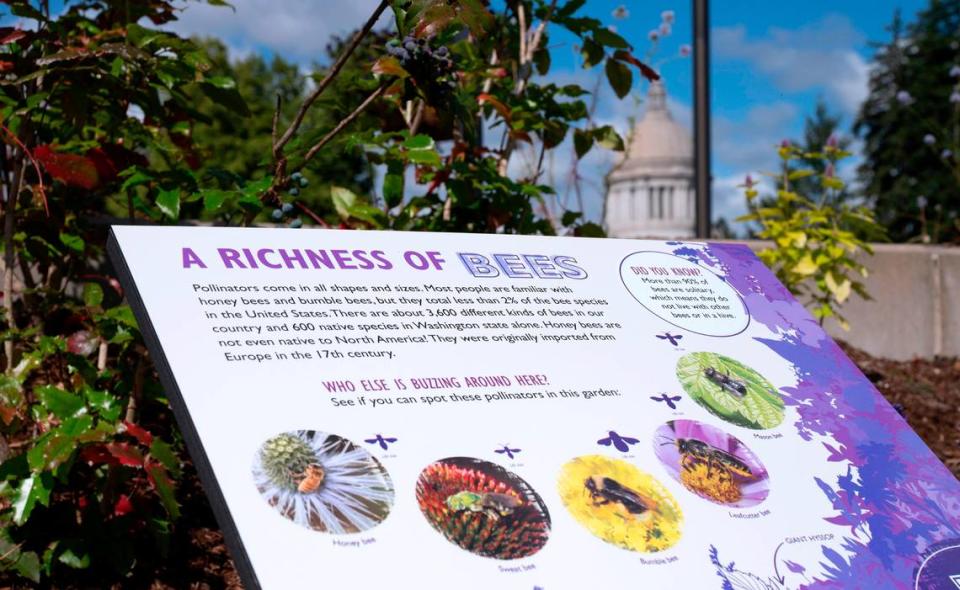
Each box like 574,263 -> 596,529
648,29 -> 660,42
661,10 -> 675,24
679,44 -> 692,57
825,134 -> 838,149
659,22 -> 672,36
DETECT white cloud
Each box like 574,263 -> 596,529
713,14 -> 870,115
713,101 -> 798,173
167,0 -> 391,64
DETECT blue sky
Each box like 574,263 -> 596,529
5,0 -> 929,226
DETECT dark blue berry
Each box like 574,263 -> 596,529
289,187 -> 300,196
271,208 -> 283,220
281,202 -> 294,214
289,218 -> 303,229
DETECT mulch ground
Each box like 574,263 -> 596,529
4,343 -> 958,589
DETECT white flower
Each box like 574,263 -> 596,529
252,431 -> 395,534
917,195 -> 927,208
951,91 -> 960,104
923,134 -> 936,145
661,10 -> 675,24
895,90 -> 913,105
943,149 -> 954,160
889,167 -> 900,177
950,64 -> 960,77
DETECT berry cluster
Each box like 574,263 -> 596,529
386,35 -> 457,104
271,171 -> 309,228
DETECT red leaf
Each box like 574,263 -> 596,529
0,28 -> 28,45
79,444 -> 119,466
105,442 -> 145,467
612,50 -> 661,82
477,93 -> 511,121
34,145 -> 99,190
122,421 -> 153,446
113,494 -> 133,517
0,61 -> 13,72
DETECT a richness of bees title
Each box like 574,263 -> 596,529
179,247 -> 588,279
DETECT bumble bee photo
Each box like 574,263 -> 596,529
252,430 -> 395,534
556,455 -> 683,553
415,457 -> 551,560
654,419 -> 770,507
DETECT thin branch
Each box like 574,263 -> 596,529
293,201 -> 331,228
125,354 -> 146,423
409,100 -> 426,136
272,0 -> 389,158
297,83 -> 388,169
4,159 -> 25,374
271,93 -> 282,149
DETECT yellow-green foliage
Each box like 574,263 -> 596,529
739,142 -> 886,329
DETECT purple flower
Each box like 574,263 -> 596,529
659,22 -> 672,36
825,163 -> 835,178
744,174 -> 757,187
923,134 -> 936,145
679,44 -> 692,57
943,149 -> 954,160
917,195 -> 928,209
612,5 -> 628,19
780,139 -> 791,148
661,10 -> 675,24
825,134 -> 839,149
950,91 -> 960,104
896,90 -> 913,105
648,29 -> 659,42
950,64 -> 960,77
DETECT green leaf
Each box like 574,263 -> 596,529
146,462 -> 180,519
35,385 -> 86,419
406,149 -> 441,167
372,56 -> 409,78
593,27 -> 629,49
0,375 -> 23,425
201,189 -> 229,212
149,439 -> 181,477
27,415 -> 97,472
561,211 -> 583,226
604,57 -> 632,99
404,134 -> 435,150
383,161 -> 404,208
204,75 -> 236,89
593,125 -> 624,151
331,186 -> 359,220
156,188 -> 181,220
793,254 -> 818,276
580,38 -> 605,68
199,81 -> 251,117
558,0 -> 587,18
533,47 -> 551,76
82,282 -> 104,307
57,546 -> 90,570
573,128 -> 593,159
58,232 -> 84,254
12,473 -> 52,525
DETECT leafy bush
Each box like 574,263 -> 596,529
0,0 -> 661,584
739,140 -> 887,329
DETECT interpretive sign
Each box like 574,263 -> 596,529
107,226 -> 960,590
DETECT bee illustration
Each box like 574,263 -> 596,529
704,367 -> 748,397
584,476 -> 656,518
666,437 -> 754,483
445,491 -> 523,521
292,463 -> 325,494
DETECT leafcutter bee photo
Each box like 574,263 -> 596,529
558,455 -> 683,553
654,420 -> 770,507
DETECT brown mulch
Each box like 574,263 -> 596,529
839,341 -> 960,479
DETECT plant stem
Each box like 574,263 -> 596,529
272,0 -> 389,159
4,159 -> 24,374
297,83 -> 388,169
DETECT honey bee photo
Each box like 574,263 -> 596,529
676,352 -> 786,430
415,457 -> 551,560
251,430 -> 395,534
654,419 -> 770,507
557,455 -> 683,553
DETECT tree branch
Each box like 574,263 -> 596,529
272,0 -> 389,159
296,83 -> 388,170
293,201 -> 331,228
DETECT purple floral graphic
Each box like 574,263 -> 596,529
657,332 -> 684,346
364,434 -> 398,450
494,444 -> 521,460
597,430 -> 640,453
651,393 -> 682,409
685,242 -> 960,589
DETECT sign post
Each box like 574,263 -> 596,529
108,226 -> 960,590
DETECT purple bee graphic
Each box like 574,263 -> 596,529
364,434 -> 398,450
494,444 -> 521,459
597,430 -> 640,453
656,332 -> 683,346
651,393 -> 682,409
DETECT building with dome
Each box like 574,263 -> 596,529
604,81 -> 695,238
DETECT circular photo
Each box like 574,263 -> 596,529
676,352 -> 785,430
557,455 -> 682,553
416,457 -> 551,560
252,430 -> 394,534
654,420 -> 770,507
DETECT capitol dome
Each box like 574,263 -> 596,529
604,81 -> 695,238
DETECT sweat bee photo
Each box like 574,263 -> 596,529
416,457 -> 551,560
654,420 -> 770,507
